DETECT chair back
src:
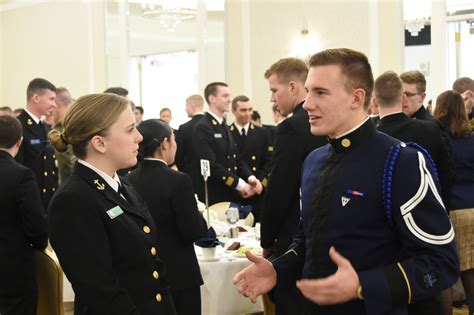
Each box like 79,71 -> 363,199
34,248 -> 64,315
208,201 -> 231,221
208,201 -> 255,226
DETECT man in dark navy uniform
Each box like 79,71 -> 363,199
400,70 -> 455,211
16,78 -> 58,209
260,58 -> 327,260
193,82 -> 262,205
0,115 -> 48,315
259,58 -> 327,315
375,71 -> 455,205
234,48 -> 459,315
175,94 -> 205,192
375,71 -> 456,315
229,95 -> 272,222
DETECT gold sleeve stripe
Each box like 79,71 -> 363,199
397,262 -> 412,304
225,177 -> 235,187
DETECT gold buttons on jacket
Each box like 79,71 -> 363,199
143,226 -> 151,234
43,155 -> 47,160
234,166 -> 237,171
251,155 -> 256,160
155,293 -> 162,302
43,188 -> 46,193
52,187 -> 56,192
153,271 -> 159,279
44,171 -> 48,176
228,168 -> 231,171
150,247 -> 157,256
52,171 -> 56,175
252,167 -> 256,171
233,154 -> 236,158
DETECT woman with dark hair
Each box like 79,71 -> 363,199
434,90 -> 474,315
48,94 -> 176,315
126,119 -> 207,315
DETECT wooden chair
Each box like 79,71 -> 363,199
262,293 -> 275,315
33,248 -> 65,315
209,201 -> 254,226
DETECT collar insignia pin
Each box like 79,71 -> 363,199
212,120 -> 218,125
341,196 -> 350,207
341,138 -> 351,148
94,179 -> 105,190
27,119 -> 33,125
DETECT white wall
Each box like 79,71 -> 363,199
0,2 -> 107,108
226,0 -> 404,126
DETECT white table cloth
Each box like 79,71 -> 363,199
63,229 -> 264,315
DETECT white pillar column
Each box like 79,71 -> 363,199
117,0 -> 129,88
197,0 -> 207,93
431,0 -> 447,97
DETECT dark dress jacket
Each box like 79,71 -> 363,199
274,119 -> 459,315
262,124 -> 277,146
126,160 -> 208,290
448,133 -> 474,210
175,113 -> 204,191
0,151 -> 48,298
260,103 -> 327,255
193,112 -> 252,205
229,123 -> 272,186
15,110 -> 58,209
410,106 -> 456,204
48,162 -> 176,315
377,112 -> 455,205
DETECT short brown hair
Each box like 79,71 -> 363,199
186,94 -> 204,107
0,115 -> 22,149
232,95 -> 250,111
264,57 -> 308,84
160,108 -> 171,115
400,70 -> 426,93
49,93 -> 130,158
27,78 -> 56,102
309,48 -> 374,110
204,82 -> 228,104
433,90 -> 471,138
104,87 -> 128,97
452,77 -> 474,94
374,71 -> 403,107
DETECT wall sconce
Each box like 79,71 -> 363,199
292,28 -> 319,60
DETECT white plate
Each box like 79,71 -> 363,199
198,255 -> 221,262
233,248 -> 262,258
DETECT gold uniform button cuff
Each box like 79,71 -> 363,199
150,247 -> 157,256
155,293 -> 162,302
143,226 -> 151,234
153,271 -> 159,279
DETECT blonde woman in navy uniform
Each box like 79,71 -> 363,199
127,119 -> 207,315
48,94 -> 176,315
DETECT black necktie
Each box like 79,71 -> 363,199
117,182 -> 127,201
241,128 -> 246,137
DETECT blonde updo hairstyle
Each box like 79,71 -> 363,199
49,93 -> 130,159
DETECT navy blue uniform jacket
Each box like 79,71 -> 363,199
48,162 -> 176,315
15,110 -> 58,209
273,119 -> 459,315
126,160 -> 207,290
0,151 -> 47,298
193,112 -> 252,205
